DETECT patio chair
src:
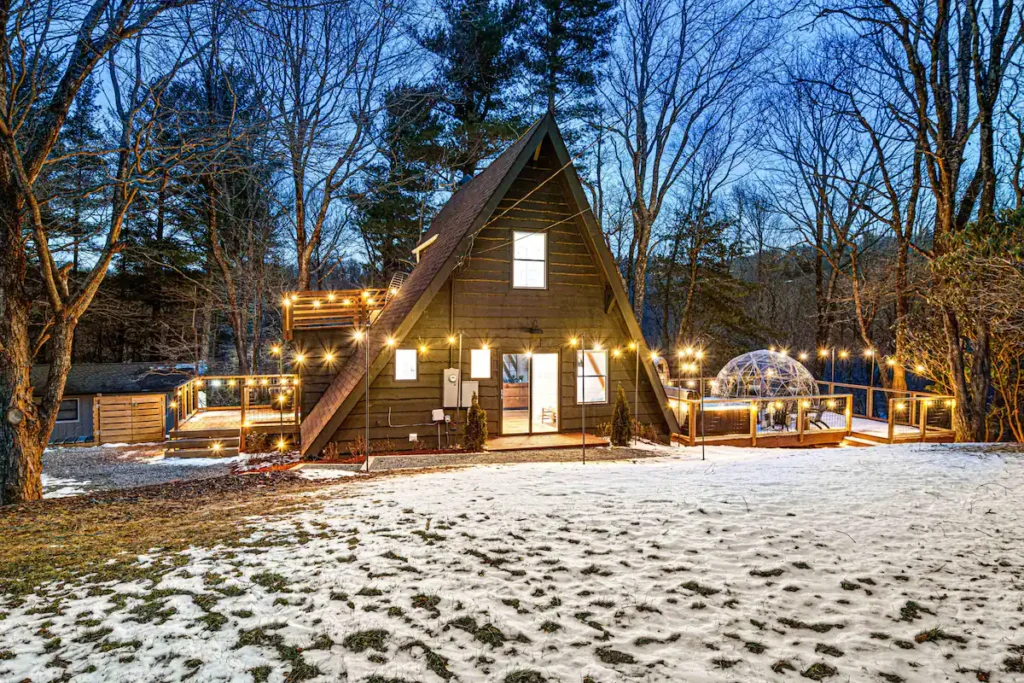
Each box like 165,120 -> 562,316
804,404 -> 829,430
771,406 -> 790,431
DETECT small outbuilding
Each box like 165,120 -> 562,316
31,363 -> 193,445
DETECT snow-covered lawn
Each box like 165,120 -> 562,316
4,443 -> 1024,683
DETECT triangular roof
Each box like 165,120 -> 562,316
300,113 -> 679,456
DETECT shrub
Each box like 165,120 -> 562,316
245,432 -> 270,452
464,392 -> 488,451
611,385 -> 633,446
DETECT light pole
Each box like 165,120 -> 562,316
629,341 -> 639,445
695,349 -> 705,461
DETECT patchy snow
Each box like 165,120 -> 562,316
40,473 -> 92,498
295,466 -> 362,480
5,443 -> 1024,683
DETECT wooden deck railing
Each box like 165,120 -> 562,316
668,393 -> 853,446
665,381 -> 955,445
171,374 -> 301,451
282,288 -> 393,340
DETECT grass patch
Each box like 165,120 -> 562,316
914,628 -> 967,645
814,643 -> 844,657
778,617 -> 843,633
897,601 -> 935,622
802,662 -> 838,680
680,580 -> 720,597
251,572 -> 291,593
0,473 -> 316,596
342,629 -> 390,653
540,620 -> 561,633
750,568 -> 784,578
399,639 -> 454,680
446,616 -> 511,647
595,647 -> 636,665
504,671 -> 546,683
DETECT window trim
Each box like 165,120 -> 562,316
511,230 -> 547,290
470,348 -> 492,379
575,350 -> 610,405
394,348 -> 418,381
55,397 -> 81,424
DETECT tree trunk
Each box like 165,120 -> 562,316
631,209 -> 653,325
0,188 -> 45,504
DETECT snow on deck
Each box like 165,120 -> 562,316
4,443 -> 1024,682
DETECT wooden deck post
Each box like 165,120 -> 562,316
866,387 -> 873,420
887,398 -> 896,443
919,400 -> 928,442
239,386 -> 247,453
797,401 -> 805,444
844,395 -> 853,435
749,404 -> 757,447
688,401 -> 697,447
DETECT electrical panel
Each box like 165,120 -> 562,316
461,381 -> 479,408
443,368 -> 460,407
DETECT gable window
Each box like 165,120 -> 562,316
471,348 -> 492,378
512,231 -> 546,288
576,350 -> 608,404
56,398 -> 80,423
395,349 -> 418,381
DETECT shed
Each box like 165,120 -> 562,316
31,363 -> 193,445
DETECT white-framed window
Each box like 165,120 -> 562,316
512,231 -> 546,288
56,398 -> 80,423
576,350 -> 608,404
395,348 -> 418,381
471,348 -> 492,378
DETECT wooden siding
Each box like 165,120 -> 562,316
48,395 -> 94,442
314,140 -> 670,451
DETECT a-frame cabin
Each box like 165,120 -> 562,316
291,114 -> 679,457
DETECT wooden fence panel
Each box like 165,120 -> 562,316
95,394 -> 166,444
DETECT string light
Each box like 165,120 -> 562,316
650,352 -> 659,361
886,358 -> 896,366
628,341 -> 637,351
312,299 -> 321,309
386,337 -> 396,347
798,352 -> 808,361
863,348 -> 874,357
327,292 -> 336,302
389,287 -> 398,295
352,330 -> 364,341
294,353 -> 306,364
277,439 -> 287,451
447,335 -> 456,344
419,344 -> 428,354
916,364 -> 925,373
323,351 -> 335,363
839,350 -> 849,359
228,379 -> 237,386
569,337 -> 578,347
270,344 -> 281,356
818,348 -> 828,358
169,401 -> 177,409
612,348 -> 621,358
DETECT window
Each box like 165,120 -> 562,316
56,398 -> 80,423
471,348 -> 492,378
576,350 -> 608,404
395,348 -> 417,381
512,231 -> 546,288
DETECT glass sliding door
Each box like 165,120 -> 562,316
501,354 -> 530,434
530,353 -> 559,433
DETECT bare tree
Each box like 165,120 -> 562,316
819,0 -> 1024,440
240,0 -> 404,291
0,0 -> 204,504
600,0 -> 777,325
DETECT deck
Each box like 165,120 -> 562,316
174,408 -> 299,433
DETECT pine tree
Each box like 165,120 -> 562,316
420,0 -> 529,176
522,0 -> 616,118
355,86 -> 446,281
464,392 -> 489,451
612,384 -> 633,446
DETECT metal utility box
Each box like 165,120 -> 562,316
443,368 -> 461,407
461,381 -> 479,407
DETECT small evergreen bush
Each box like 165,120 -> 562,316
611,384 -> 633,446
464,392 -> 488,451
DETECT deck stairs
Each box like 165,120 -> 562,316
165,427 -> 240,458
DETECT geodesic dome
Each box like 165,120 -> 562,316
711,350 -> 819,399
